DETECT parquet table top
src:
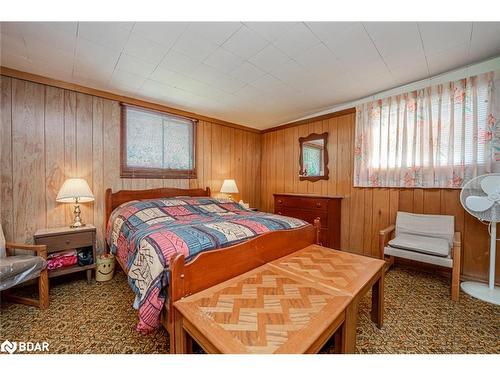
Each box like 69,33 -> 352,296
174,263 -> 351,354
270,245 -> 386,296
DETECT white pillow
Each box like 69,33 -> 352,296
0,224 -> 6,258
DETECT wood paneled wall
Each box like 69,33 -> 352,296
260,112 -> 498,283
1,73 -> 496,283
0,76 -> 261,251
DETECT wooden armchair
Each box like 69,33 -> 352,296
379,212 -> 461,302
1,242 -> 49,309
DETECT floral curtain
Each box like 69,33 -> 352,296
354,72 -> 498,188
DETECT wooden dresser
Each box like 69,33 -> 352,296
273,193 -> 342,249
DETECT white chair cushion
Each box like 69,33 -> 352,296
384,246 -> 453,268
388,233 -> 450,257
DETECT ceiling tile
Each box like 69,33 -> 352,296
139,79 -> 173,98
123,33 -> 170,65
305,22 -> 358,44
270,60 -> 316,91
272,22 -> 321,58
426,42 -> 469,76
132,22 -> 188,47
233,84 -> 264,103
247,44 -> 290,73
2,21 -> 499,130
173,77 -> 227,100
150,67 -> 186,87
390,60 -> 430,86
172,31 -> 219,61
158,49 -> 201,75
203,48 -> 243,74
116,53 -> 157,77
323,23 -> 381,65
78,22 -> 131,50
418,22 -> 472,56
76,36 -> 121,66
211,75 -> 247,94
0,32 -> 29,58
73,61 -> 112,84
110,69 -> 147,90
21,22 -> 78,51
185,22 -> 242,45
0,51 -> 33,71
229,62 -> 266,84
294,43 -> 346,76
221,25 -> 269,59
190,64 -> 246,93
0,22 -> 26,38
363,22 -> 426,70
244,22 -> 295,42
24,35 -> 75,63
250,73 -> 290,94
469,22 -> 500,61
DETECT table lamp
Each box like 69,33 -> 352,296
220,179 -> 239,200
56,178 -> 95,228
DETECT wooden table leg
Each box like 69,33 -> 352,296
370,272 -> 384,328
86,269 -> 92,284
173,310 -> 189,354
341,299 -> 359,353
185,335 -> 193,354
334,322 -> 345,354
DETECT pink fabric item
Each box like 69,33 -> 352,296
47,250 -> 77,270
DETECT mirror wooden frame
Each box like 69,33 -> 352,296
299,132 -> 329,182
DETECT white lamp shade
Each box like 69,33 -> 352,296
220,179 -> 239,194
56,178 -> 94,203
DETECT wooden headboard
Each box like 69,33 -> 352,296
104,187 -> 211,248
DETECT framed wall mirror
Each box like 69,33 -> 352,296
299,132 -> 329,181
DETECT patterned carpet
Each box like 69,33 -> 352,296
1,266 -> 498,354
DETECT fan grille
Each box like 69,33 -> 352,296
460,173 -> 500,222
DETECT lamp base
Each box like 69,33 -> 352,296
70,222 -> 86,228
69,203 -> 85,228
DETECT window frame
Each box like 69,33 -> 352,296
120,104 -> 198,179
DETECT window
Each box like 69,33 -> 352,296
354,72 -> 496,188
121,105 -> 196,179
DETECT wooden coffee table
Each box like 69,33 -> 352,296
173,244 -> 384,354
270,245 -> 385,353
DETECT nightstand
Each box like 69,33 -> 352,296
34,225 -> 96,283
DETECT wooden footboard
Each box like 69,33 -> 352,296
168,218 -> 321,353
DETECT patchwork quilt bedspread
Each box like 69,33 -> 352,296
106,197 -> 307,333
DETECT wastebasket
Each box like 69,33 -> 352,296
96,253 -> 115,282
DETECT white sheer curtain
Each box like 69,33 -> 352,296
354,72 -> 497,188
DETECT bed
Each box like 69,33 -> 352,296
104,187 -> 319,337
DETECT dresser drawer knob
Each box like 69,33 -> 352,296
316,203 -> 322,208
65,240 -> 70,245
278,199 -> 283,204
278,212 -> 282,215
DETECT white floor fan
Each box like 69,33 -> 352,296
460,173 -> 500,305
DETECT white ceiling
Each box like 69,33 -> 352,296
1,22 -> 500,129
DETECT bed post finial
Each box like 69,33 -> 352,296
313,218 -> 321,245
